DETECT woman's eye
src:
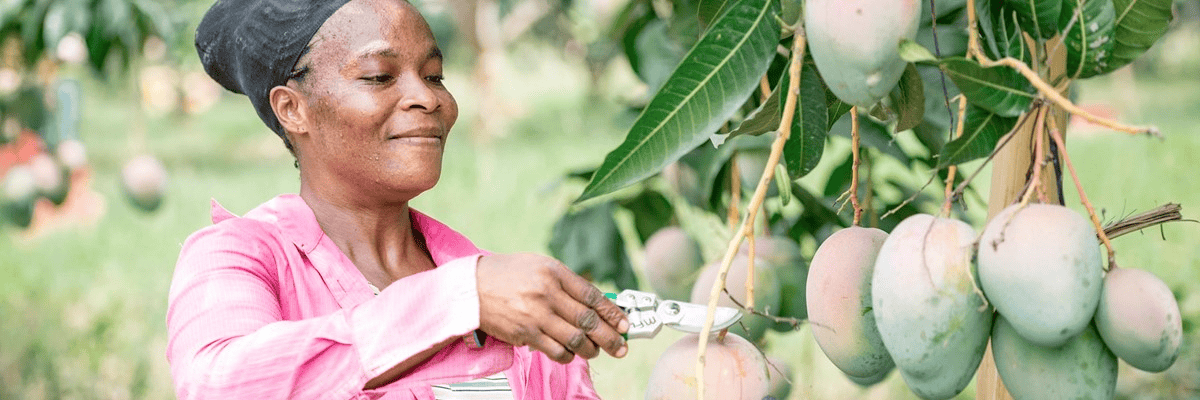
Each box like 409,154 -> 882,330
363,74 -> 392,83
427,75 -> 445,84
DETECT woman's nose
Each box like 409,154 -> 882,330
398,74 -> 438,113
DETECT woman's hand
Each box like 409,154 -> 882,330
476,253 -> 630,364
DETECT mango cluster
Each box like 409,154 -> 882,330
806,204 -> 1183,400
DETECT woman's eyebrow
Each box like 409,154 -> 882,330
351,42 -> 443,63
352,41 -> 399,61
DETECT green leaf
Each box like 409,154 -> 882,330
1005,0 -> 1063,39
830,115 -> 910,163
978,0 -> 1031,62
940,57 -> 1035,117
632,19 -> 690,90
578,0 -> 780,203
725,70 -> 785,139
548,202 -> 639,290
890,63 -> 925,133
783,63 -> 829,179
922,0 -> 968,23
898,39 -> 939,64
617,1 -> 655,80
936,105 -> 1019,167
698,0 -> 732,28
1060,0 -> 1115,79
915,24 -> 969,59
787,185 -> 846,242
1101,0 -> 1172,73
617,190 -> 674,242
825,96 -> 852,130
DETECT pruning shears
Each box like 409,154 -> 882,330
606,289 -> 743,339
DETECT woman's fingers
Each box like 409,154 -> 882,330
554,266 -> 630,334
526,328 -> 575,364
541,316 -> 599,360
475,253 -> 631,360
551,291 -> 625,358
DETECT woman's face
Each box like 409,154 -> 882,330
292,0 -> 457,202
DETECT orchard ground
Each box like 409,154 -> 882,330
1,43 -> 1197,399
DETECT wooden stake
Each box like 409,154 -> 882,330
975,36 -> 1069,400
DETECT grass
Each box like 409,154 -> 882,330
1,44 -> 1198,399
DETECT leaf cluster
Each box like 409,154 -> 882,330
549,0 -> 1174,291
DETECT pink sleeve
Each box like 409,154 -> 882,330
165,222 -> 481,399
514,347 -> 602,399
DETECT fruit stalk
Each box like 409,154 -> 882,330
695,32 -> 807,400
1018,105 -> 1050,207
850,107 -> 863,226
1048,124 -> 1117,270
942,95 -> 968,216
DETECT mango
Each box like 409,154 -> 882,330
978,204 -> 1103,347
806,226 -> 894,381
846,367 -> 892,387
872,214 -> 992,400
121,154 -> 168,212
644,227 -> 705,301
645,333 -> 769,400
992,316 -> 1117,400
806,0 -> 922,108
2,165 -> 37,228
690,255 -> 781,343
1094,267 -> 1183,372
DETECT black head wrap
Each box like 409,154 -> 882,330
195,0 -> 354,137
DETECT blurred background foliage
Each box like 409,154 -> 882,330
0,0 -> 1197,398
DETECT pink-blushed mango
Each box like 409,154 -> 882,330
806,226 -> 894,381
978,204 -> 1103,347
846,367 -> 891,387
806,0 -> 921,108
644,227 -> 705,301
690,255 -> 782,343
872,214 -> 992,400
992,316 -> 1117,400
645,333 -> 769,400
1094,267 -> 1183,372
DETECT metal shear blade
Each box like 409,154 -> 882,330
656,300 -> 742,333
609,290 -> 743,339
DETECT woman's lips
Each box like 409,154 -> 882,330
390,136 -> 442,145
388,128 -> 444,144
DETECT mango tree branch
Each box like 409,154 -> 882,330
694,33 -> 807,400
963,0 -> 1160,138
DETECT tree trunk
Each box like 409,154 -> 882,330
975,37 -> 1071,400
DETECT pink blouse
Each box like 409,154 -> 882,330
166,194 -> 601,399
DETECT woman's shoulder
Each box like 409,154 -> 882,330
179,195 -> 310,260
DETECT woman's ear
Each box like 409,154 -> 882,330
270,85 -> 310,137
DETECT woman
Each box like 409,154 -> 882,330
166,0 -> 629,398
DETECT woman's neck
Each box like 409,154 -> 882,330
299,184 -> 436,289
